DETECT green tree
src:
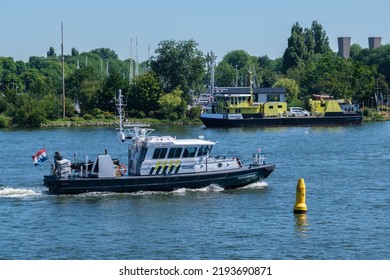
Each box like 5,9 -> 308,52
303,28 -> 315,58
158,88 -> 183,120
47,47 -> 56,57
215,61 -> 235,86
217,50 -> 260,87
20,68 -> 51,98
311,21 -> 331,54
66,66 -> 103,114
78,80 -> 101,114
282,22 -> 307,72
258,55 -> 281,87
282,21 -> 331,73
350,43 -> 363,60
150,39 -> 205,95
100,69 -> 126,112
303,52 -> 377,100
127,72 -> 163,117
90,48 -> 119,60
71,48 -> 79,56
40,93 -> 64,119
11,94 -> 47,127
273,78 -> 300,104
355,44 -> 390,87
222,50 -> 251,69
350,61 -> 378,101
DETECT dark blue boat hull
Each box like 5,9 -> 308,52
44,164 -> 275,194
200,115 -> 363,128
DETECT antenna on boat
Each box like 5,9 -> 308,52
248,67 -> 254,105
116,89 -> 126,141
210,51 -> 216,95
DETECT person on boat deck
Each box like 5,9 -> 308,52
54,151 -> 63,161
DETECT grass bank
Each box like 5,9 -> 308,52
42,117 -> 202,128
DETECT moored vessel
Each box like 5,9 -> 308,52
199,90 -> 363,128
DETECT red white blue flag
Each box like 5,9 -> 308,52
32,148 -> 48,166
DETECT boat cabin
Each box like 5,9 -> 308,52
128,134 -> 216,176
213,92 -> 259,114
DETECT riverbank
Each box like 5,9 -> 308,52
41,117 -> 203,128
1,114 -> 388,129
363,109 -> 390,121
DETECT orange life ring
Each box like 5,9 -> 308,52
116,164 -> 127,176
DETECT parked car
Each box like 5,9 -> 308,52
288,107 -> 310,117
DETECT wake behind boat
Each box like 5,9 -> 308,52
43,91 -> 275,194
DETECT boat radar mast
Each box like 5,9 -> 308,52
116,89 -> 153,142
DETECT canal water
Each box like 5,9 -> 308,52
0,122 -> 389,259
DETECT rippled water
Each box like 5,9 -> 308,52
0,122 -> 389,259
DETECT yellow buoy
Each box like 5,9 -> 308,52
293,178 -> 307,214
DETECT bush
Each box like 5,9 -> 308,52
187,105 -> 202,119
69,116 -> 80,122
168,112 -> 179,121
83,114 -> 93,120
0,114 -> 11,128
91,108 -> 103,116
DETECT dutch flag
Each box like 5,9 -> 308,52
32,148 -> 49,166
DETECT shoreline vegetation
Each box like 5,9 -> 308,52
38,110 -> 390,128
1,107 -> 388,129
40,117 -> 203,128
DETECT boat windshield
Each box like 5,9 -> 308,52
182,147 -> 197,158
197,145 -> 210,156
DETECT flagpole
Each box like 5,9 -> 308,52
45,147 -> 51,164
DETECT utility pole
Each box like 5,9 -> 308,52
129,38 -> 133,85
135,36 -> 139,77
148,44 -> 151,70
210,51 -> 216,95
61,22 -> 65,119
235,65 -> 238,87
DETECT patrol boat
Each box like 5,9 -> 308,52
43,91 -> 275,194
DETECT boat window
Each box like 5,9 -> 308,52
167,148 -> 175,158
160,148 -> 167,158
269,105 -> 274,109
174,148 -> 182,158
167,147 -> 183,158
197,146 -> 204,156
152,148 -> 168,159
182,147 -> 197,158
197,145 -> 210,156
140,147 -> 148,161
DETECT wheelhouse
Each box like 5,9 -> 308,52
127,135 -> 216,176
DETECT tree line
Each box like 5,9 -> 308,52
0,20 -> 389,128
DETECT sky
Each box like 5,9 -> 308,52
1,0 -> 389,62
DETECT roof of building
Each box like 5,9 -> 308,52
214,87 -> 285,94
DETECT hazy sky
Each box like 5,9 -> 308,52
1,0 -> 389,62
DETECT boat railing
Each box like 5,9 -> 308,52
252,153 -> 266,166
211,155 -> 240,161
207,155 -> 243,166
